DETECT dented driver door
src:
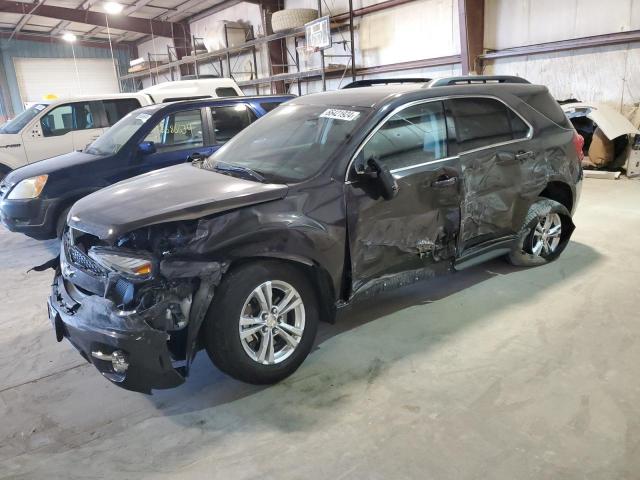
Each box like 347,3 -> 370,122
345,100 -> 462,295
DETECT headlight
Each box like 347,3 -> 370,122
7,174 -> 48,199
88,248 -> 153,279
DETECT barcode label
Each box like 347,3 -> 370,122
320,109 -> 360,121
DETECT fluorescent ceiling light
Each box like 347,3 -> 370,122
104,2 -> 124,14
62,32 -> 77,42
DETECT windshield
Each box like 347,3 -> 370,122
204,104 -> 369,182
85,110 -> 153,156
0,104 -> 47,134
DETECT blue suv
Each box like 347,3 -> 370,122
0,95 -> 293,240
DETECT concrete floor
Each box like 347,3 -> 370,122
0,178 -> 639,479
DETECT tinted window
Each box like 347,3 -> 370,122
212,104 -> 257,143
363,101 -> 447,170
144,109 -> 204,152
102,98 -> 142,126
260,101 -> 284,113
215,87 -> 239,97
520,90 -> 572,128
41,102 -> 95,137
446,98 -> 529,154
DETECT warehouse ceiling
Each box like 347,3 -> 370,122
0,0 -> 234,43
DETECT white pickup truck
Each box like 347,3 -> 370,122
0,78 -> 242,179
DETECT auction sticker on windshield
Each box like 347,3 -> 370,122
320,109 -> 360,121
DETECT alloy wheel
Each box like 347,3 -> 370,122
530,212 -> 562,257
238,280 -> 305,365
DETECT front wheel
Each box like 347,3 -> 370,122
202,261 -> 319,384
507,198 -> 574,267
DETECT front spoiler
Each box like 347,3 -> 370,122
49,274 -> 185,394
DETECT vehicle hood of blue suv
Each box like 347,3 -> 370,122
6,151 -> 106,185
68,163 -> 288,241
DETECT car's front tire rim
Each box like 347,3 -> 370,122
530,212 -> 562,257
238,280 -> 306,365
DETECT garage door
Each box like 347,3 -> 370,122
13,57 -> 119,105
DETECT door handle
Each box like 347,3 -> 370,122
431,176 -> 458,188
516,151 -> 534,161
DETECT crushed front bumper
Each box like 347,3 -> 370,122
48,274 -> 185,394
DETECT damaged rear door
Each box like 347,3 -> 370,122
444,97 -> 533,255
345,100 -> 461,294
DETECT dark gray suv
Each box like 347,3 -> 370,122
47,76 -> 583,392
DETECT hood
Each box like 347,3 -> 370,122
0,132 -> 22,145
562,102 -> 639,139
69,163 -> 289,241
5,150 -> 106,184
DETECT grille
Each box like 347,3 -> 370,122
64,233 -> 108,277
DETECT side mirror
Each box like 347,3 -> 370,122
138,141 -> 156,155
356,157 -> 399,200
187,152 -> 205,163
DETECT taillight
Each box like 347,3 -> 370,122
573,132 -> 585,162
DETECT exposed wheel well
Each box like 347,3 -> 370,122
226,256 -> 337,323
539,181 -> 573,213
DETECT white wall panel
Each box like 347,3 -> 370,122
485,43 -> 639,114
484,0 -> 640,114
14,57 -> 119,103
485,0 -> 640,49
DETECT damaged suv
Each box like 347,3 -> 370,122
48,76 -> 582,393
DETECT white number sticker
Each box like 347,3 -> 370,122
320,109 -> 360,121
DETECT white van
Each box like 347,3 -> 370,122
0,78 -> 243,177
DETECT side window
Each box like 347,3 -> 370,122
362,101 -> 447,171
211,104 -> 257,144
144,109 -> 204,153
260,101 -> 283,113
102,98 -> 142,126
215,87 -> 239,98
445,98 -> 529,154
40,102 -> 95,137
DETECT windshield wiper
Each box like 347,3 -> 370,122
213,160 -> 265,183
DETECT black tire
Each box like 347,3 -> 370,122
203,260 -> 319,384
55,206 -> 72,239
507,198 -> 574,267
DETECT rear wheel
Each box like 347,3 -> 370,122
507,198 -> 573,266
203,261 -> 319,384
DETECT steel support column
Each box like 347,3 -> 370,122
458,0 -> 484,74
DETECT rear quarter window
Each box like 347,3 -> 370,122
102,98 -> 142,126
520,90 -> 572,128
216,87 -> 239,97
260,101 -> 284,113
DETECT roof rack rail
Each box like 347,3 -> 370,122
427,75 -> 530,88
342,78 -> 432,89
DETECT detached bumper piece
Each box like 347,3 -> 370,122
49,274 -> 185,394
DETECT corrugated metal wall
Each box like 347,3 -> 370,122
0,38 -> 134,117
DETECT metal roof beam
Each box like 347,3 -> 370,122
0,0 -> 177,36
